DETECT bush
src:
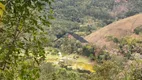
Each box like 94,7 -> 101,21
40,63 -> 57,80
134,26 -> 142,35
131,67 -> 142,80
95,50 -> 111,63
94,61 -> 121,80
82,45 -> 95,57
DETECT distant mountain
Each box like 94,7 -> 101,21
85,14 -> 142,49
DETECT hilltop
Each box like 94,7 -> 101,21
85,14 -> 142,49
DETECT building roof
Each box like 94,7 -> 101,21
68,32 -> 88,43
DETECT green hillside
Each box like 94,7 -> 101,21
0,0 -> 142,80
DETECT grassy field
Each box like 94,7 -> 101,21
45,53 -> 95,72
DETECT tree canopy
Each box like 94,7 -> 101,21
0,0 -> 53,79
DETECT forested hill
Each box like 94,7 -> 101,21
48,0 -> 142,38
52,0 -> 142,24
46,0 -> 142,53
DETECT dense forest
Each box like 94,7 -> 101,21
0,0 -> 142,80
48,0 -> 142,43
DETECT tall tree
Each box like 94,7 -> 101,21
0,0 -> 53,79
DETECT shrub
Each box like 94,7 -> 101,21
131,67 -> 142,80
40,63 -> 57,80
82,45 -> 95,57
95,50 -> 111,63
94,61 -> 121,80
134,26 -> 142,35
